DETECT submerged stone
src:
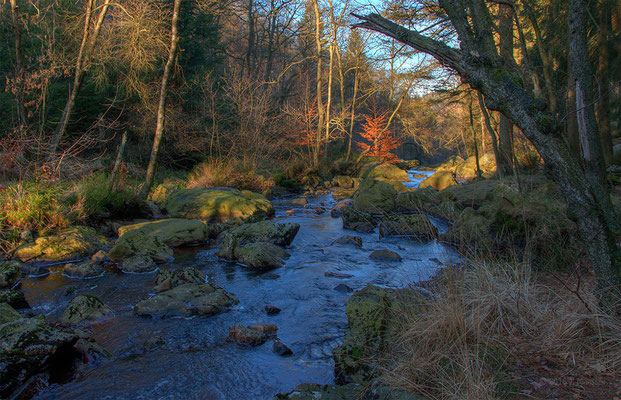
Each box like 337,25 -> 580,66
369,250 -> 402,262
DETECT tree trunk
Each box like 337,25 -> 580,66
597,0 -> 613,164
108,131 -> 128,192
9,0 -> 27,129
141,0 -> 182,198
246,0 -> 255,75
49,0 -> 112,158
346,69 -> 359,161
497,3 -> 515,176
566,59 -> 580,155
312,0 -> 324,166
469,99 -> 482,177
478,93 -> 502,178
353,6 -> 620,312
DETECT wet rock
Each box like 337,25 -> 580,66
90,250 -> 108,264
325,271 -> 354,279
63,263 -> 103,279
331,175 -> 356,189
161,187 -> 275,222
0,289 -> 29,309
332,188 -> 357,201
14,226 -> 108,262
352,179 -> 406,214
264,305 -> 281,315
435,180 -> 503,208
235,242 -> 289,271
217,220 -> 300,259
379,214 -> 438,241
273,339 -> 293,356
134,283 -> 238,318
291,197 -> 308,206
0,302 -> 21,324
226,325 -> 268,346
359,163 -> 409,181
247,323 -> 278,336
419,170 -> 457,191
117,218 -> 210,248
369,250 -> 402,262
120,255 -> 158,273
154,268 -> 204,292
274,382 -> 424,400
341,209 -> 377,233
107,230 -> 173,262
0,261 -> 22,288
333,235 -> 362,247
395,187 -> 438,212
331,198 -> 353,218
60,294 -> 113,324
314,206 -> 326,215
19,264 -> 48,277
334,283 -> 354,293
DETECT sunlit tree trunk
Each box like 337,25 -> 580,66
49,0 -> 112,158
346,68 -> 359,161
142,0 -> 182,198
478,93 -> 502,178
312,0 -> 324,166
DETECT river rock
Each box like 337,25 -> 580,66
333,235 -> 362,247
63,263 -> 103,279
134,283 -> 238,318
0,289 -> 29,309
352,179 -> 406,214
369,249 -> 402,262
247,323 -> 278,335
273,339 -> 293,356
217,220 -> 299,259
435,180 -> 503,208
226,325 -> 269,346
331,175 -> 356,188
331,198 -> 353,217
154,268 -> 204,292
359,163 -> 409,181
265,305 -> 281,315
162,187 -> 275,222
235,242 -> 289,270
379,214 -> 438,240
117,218 -> 210,247
419,170 -> 457,191
90,250 -> 108,264
291,197 -> 308,206
149,178 -> 186,204
274,382 -> 424,400
60,295 -> 113,324
325,271 -> 354,279
107,230 -> 173,262
14,226 -> 108,262
0,261 -> 22,288
341,209 -> 378,233
334,283 -> 354,293
395,187 -> 438,212
121,255 -> 158,273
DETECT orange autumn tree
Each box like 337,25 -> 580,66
356,112 -> 401,162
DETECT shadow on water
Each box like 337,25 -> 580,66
26,169 -> 456,400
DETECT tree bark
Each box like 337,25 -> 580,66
353,4 -> 620,311
142,0 -> 182,198
49,0 -> 112,158
312,0 -> 324,166
478,92 -> 502,178
9,0 -> 27,129
597,0 -> 613,164
108,131 -> 128,192
497,3 -> 515,176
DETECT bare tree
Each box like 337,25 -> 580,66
9,0 -> 27,129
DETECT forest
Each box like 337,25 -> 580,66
0,0 -> 619,399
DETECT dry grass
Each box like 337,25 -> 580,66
186,159 -> 273,193
381,261 -> 621,399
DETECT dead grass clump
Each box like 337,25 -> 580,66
381,261 -> 621,399
186,159 -> 273,193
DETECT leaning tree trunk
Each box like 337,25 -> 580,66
141,0 -> 182,198
353,2 -> 620,312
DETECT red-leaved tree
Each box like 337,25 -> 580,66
356,113 -> 401,162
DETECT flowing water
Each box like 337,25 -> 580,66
22,169 -> 456,400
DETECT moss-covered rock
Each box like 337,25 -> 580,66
341,208 -> 378,233
60,294 -> 113,324
353,179 -> 406,214
332,175 -> 356,189
0,261 -> 22,288
149,179 -> 186,204
217,220 -> 300,259
63,263 -> 103,279
395,187 -> 438,212
0,289 -> 29,309
0,303 -> 21,324
436,180 -> 505,208
235,242 -> 289,270
379,214 -> 438,240
14,226 -> 108,262
107,230 -> 173,262
117,218 -> 210,248
418,170 -> 457,191
154,268 -> 204,292
133,283 -> 238,318
120,255 -> 158,273
331,198 -> 354,217
162,187 -> 275,222
360,163 -> 409,181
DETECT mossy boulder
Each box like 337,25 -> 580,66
154,268 -> 204,292
63,263 -> 103,279
341,209 -> 378,233
120,255 -> 157,273
360,163 -> 409,181
331,198 -> 354,217
0,261 -> 22,289
134,283 -> 238,318
352,179 -> 406,214
217,220 -> 300,259
436,180 -> 504,208
395,187 -> 438,212
331,175 -> 357,189
107,230 -> 173,262
14,226 -> 108,262
235,242 -> 290,270
117,218 -> 210,248
149,179 -> 186,204
379,214 -> 438,240
162,187 -> 275,222
60,294 -> 113,324
0,289 -> 29,309
418,170 -> 457,191
0,303 -> 21,325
